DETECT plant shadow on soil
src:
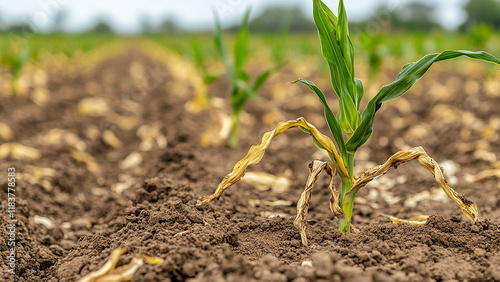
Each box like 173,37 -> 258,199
1,50 -> 500,281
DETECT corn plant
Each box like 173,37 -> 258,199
1,46 -> 32,96
213,9 -> 277,148
197,0 -> 500,246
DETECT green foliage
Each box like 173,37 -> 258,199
462,0 -> 500,30
244,6 -> 315,33
1,47 -> 32,78
87,20 -> 114,34
296,0 -> 500,233
349,2 -> 441,32
347,50 -> 500,153
213,9 -> 279,148
467,23 -> 494,49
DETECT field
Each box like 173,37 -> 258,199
1,31 -> 500,281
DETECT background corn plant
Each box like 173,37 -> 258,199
213,9 -> 278,148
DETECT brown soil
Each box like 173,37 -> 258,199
1,49 -> 500,282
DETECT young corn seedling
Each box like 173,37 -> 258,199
197,0 -> 500,246
213,9 -> 278,148
1,46 -> 32,96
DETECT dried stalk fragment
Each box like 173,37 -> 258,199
70,150 -> 100,173
0,122 -> 13,141
102,130 -> 123,149
77,248 -> 126,282
465,169 -> 500,183
196,117 -> 346,206
77,248 -> 164,282
350,146 -> 478,223
242,170 -> 292,193
0,143 -> 41,160
173,229 -> 191,238
383,214 -> 429,225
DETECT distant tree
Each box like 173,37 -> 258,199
0,12 -> 5,32
394,2 -> 440,31
52,10 -> 68,33
6,23 -> 34,34
140,15 -> 155,34
240,6 -> 315,33
351,2 -> 442,32
87,20 -> 114,34
157,18 -> 182,34
461,0 -> 500,30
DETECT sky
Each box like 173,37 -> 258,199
0,0 -> 469,33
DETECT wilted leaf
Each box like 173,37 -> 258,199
350,146 -> 478,223
77,248 -> 164,282
294,160 -> 341,246
197,117 -> 347,207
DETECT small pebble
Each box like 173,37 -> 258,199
34,215 -> 53,229
301,260 -> 313,267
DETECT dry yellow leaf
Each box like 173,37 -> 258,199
77,248 -> 126,282
77,248 -> 164,282
350,146 -> 478,223
197,117 -> 347,207
383,214 -> 429,225
200,109 -> 232,148
0,122 -> 13,141
0,143 -> 41,160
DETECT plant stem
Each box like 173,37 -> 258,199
338,153 -> 355,233
228,113 -> 240,148
338,176 -> 353,233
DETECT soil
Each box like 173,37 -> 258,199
1,48 -> 500,282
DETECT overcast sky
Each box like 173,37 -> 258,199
0,0 -> 468,33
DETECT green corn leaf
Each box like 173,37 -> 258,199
292,78 -> 347,161
213,12 -> 230,69
252,62 -> 283,93
337,0 -> 354,86
192,40 -> 219,85
234,9 -> 251,76
204,75 -> 218,85
213,11 -> 238,96
346,50 -> 500,153
252,70 -> 272,93
191,40 -> 205,71
312,0 -> 359,134
355,78 -> 364,111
